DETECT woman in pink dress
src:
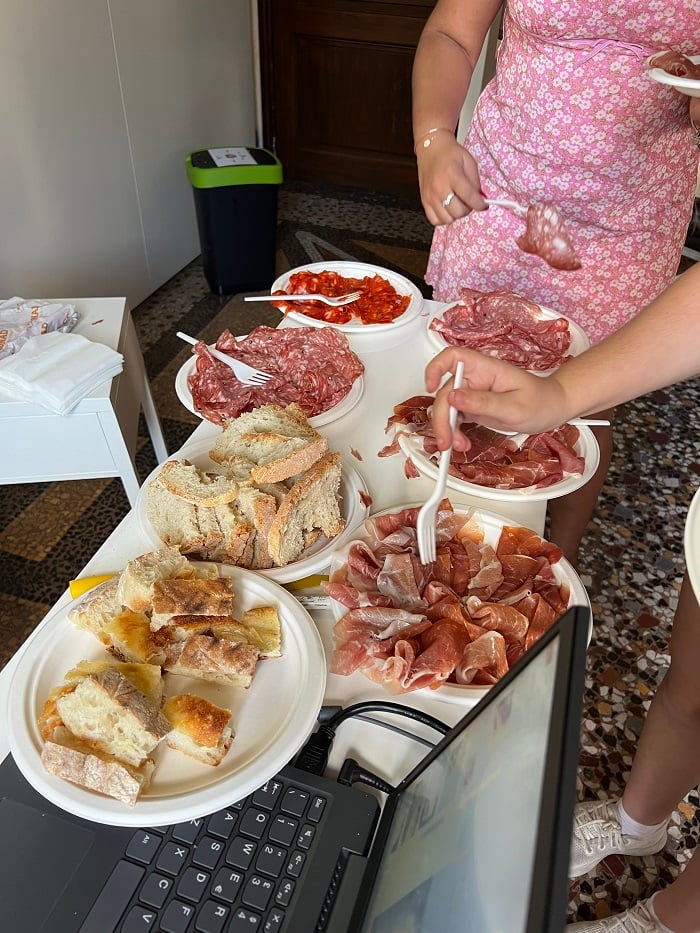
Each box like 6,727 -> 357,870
412,0 -> 700,569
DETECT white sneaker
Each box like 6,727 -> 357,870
567,899 -> 664,931
570,799 -> 667,877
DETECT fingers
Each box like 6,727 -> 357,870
417,141 -> 486,226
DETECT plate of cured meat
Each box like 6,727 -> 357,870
384,394 -> 600,502
176,325 -> 365,426
426,289 -> 590,373
646,52 -> 700,98
323,500 -> 590,707
269,261 -> 424,347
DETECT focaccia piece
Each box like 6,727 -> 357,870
150,577 -> 234,629
211,605 -> 281,658
118,547 -> 195,612
163,635 -> 260,687
162,694 -> 233,766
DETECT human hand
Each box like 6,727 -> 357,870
416,134 -> 487,226
690,97 -> 700,146
424,347 -> 570,450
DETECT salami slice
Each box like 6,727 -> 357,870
516,202 -> 582,271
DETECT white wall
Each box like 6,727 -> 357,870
0,0 -> 256,306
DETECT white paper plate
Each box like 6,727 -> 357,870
397,424 -> 600,503
328,503 -> 590,708
8,565 -> 326,827
684,486 -> 700,601
646,54 -> 700,98
175,345 -> 364,428
136,438 -> 371,583
426,302 -> 590,374
270,261 -> 424,334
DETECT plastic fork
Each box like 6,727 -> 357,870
244,291 -> 363,307
416,361 -> 464,565
176,332 -> 273,387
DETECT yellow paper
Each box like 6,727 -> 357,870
69,574 -> 117,598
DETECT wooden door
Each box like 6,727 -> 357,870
258,0 -> 435,196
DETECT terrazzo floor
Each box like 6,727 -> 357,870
1,180 -> 698,927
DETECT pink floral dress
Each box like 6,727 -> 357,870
426,1 -> 700,343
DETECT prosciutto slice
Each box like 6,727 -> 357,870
325,501 -> 571,693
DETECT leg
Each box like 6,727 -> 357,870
547,411 -> 614,568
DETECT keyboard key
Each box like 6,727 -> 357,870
225,836 -> 257,870
125,830 -> 163,865
207,809 -> 237,839
176,866 -> 210,903
267,816 -> 297,847
242,875 -> 274,912
229,907 -> 261,930
194,900 -> 229,933
286,850 -> 306,878
275,878 -> 295,907
263,908 -> 285,933
255,843 -> 286,878
121,905 -> 158,932
252,780 -> 283,810
307,796 -> 326,822
171,819 -> 205,845
139,872 -> 173,908
156,842 -> 190,876
296,825 -> 316,850
160,899 -> 196,933
78,859 -> 144,932
280,788 -> 308,818
192,836 -> 225,871
239,808 -> 269,839
211,867 -> 243,903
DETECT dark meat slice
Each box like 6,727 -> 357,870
649,50 -> 700,79
516,202 -> 582,271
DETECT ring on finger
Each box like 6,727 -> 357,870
442,191 -> 455,209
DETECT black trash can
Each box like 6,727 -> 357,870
186,146 -> 283,295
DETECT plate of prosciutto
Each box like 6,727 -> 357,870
426,289 -> 590,373
646,52 -> 700,98
176,325 -> 365,426
384,394 -> 600,502
269,261 -> 424,345
323,500 -> 590,707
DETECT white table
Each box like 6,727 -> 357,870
0,303 -> 548,786
0,297 -> 168,506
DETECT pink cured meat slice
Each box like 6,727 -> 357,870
516,203 -> 582,271
649,50 -> 700,79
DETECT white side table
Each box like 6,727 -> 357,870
0,297 -> 168,506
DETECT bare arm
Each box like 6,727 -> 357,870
412,0 -> 504,225
425,263 -> 700,449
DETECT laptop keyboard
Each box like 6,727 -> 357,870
79,771 -> 329,933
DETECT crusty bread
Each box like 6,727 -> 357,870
146,480 -> 210,554
118,546 -> 195,612
268,452 -> 345,566
211,606 -> 281,658
41,728 -> 155,806
162,694 -> 233,766
150,577 -> 234,628
158,458 -> 239,506
163,635 -> 260,687
55,669 -> 170,767
209,403 -> 328,483
149,614 -> 223,641
235,486 -> 278,570
67,577 -> 121,637
102,609 -> 166,665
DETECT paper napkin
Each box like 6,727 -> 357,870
0,331 -> 124,414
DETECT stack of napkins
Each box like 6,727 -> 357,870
0,331 -> 124,414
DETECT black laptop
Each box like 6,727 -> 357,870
0,604 -> 589,933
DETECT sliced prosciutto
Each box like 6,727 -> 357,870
187,325 -> 364,424
324,501 -> 572,693
429,288 -> 575,371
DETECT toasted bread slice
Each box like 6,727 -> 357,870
162,694 -> 233,766
158,459 -> 239,507
163,635 -> 260,687
150,577 -> 234,628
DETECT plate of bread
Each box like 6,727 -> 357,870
137,403 -> 371,583
8,547 -> 327,826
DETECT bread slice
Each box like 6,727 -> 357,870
146,481 -> 211,555
150,614 -> 227,641
163,635 -> 260,687
55,669 -> 170,767
162,694 -> 233,766
209,403 -> 328,483
158,459 -> 239,507
267,452 -> 345,566
207,502 -> 255,566
211,606 -> 282,658
150,577 -> 234,629
41,728 -> 155,806
118,547 -> 195,612
235,486 -> 278,570
68,577 -> 122,637
103,610 -> 166,666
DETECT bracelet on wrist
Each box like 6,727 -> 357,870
413,127 -> 454,155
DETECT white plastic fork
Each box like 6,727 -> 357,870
484,197 -> 528,216
176,332 -> 273,387
243,290 -> 363,307
416,361 -> 465,565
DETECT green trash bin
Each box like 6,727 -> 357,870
186,146 -> 283,295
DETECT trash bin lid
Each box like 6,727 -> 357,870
186,147 -> 283,188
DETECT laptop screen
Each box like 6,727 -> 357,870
358,611 -> 581,933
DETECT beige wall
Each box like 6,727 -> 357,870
0,0 -> 257,306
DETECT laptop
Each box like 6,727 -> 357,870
0,604 -> 589,933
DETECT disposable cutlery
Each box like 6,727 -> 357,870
176,332 -> 273,387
